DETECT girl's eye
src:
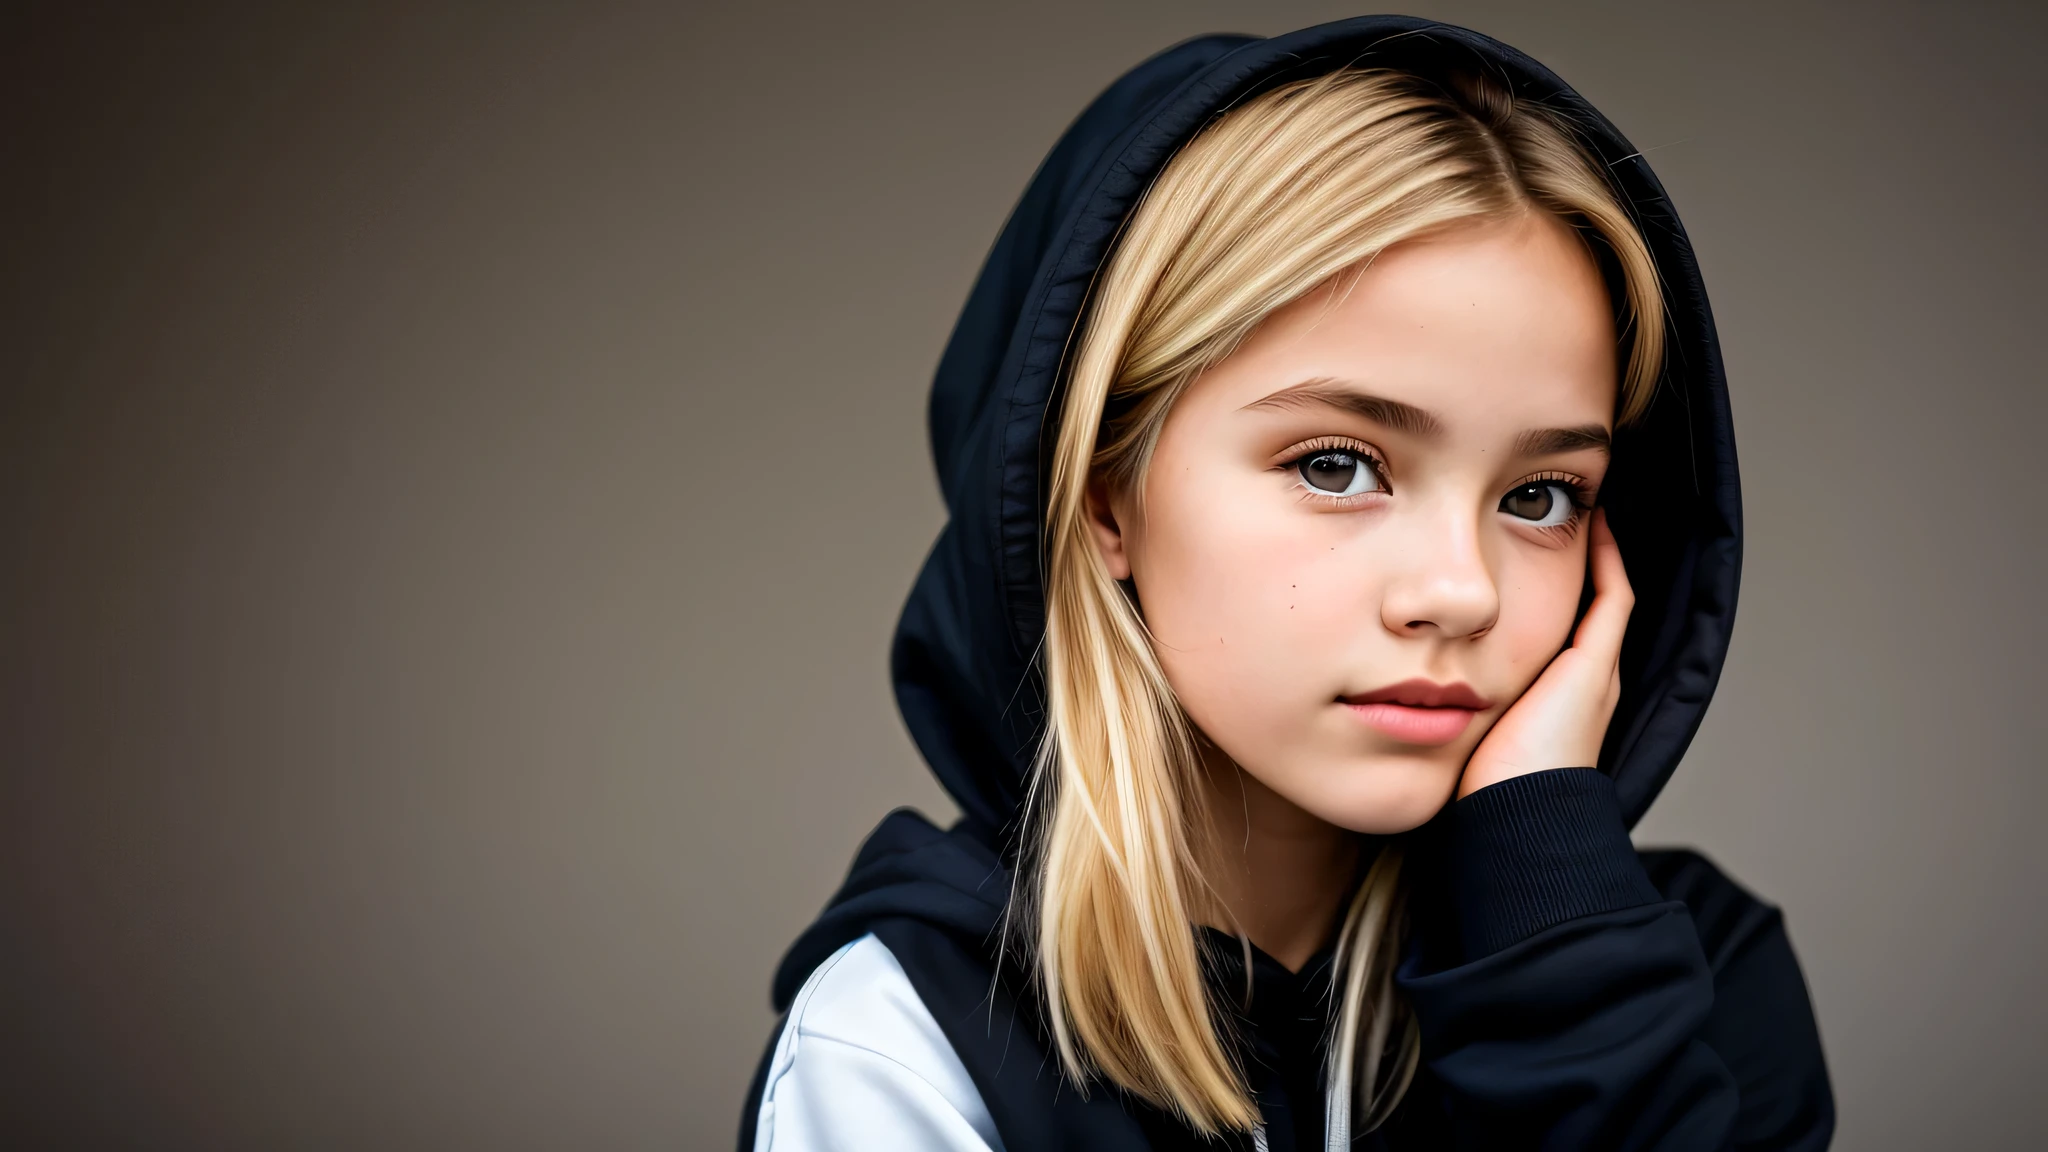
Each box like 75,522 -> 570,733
1499,482 -> 1581,527
1297,450 -> 1384,497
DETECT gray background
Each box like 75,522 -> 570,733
5,1 -> 2043,1148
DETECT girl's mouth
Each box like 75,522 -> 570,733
1339,678 -> 1490,745
1341,701 -> 1480,745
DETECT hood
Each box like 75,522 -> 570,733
766,13 -> 1742,1017
889,14 -> 1739,841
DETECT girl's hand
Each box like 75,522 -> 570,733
1457,508 -> 1633,799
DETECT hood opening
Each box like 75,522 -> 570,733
890,15 -> 1740,844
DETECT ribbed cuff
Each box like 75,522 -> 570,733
1449,768 -> 1663,961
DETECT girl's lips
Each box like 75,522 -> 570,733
1343,701 -> 1479,745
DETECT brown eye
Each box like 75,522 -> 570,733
1297,450 -> 1382,497
1500,482 -> 1577,527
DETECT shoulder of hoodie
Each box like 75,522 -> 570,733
753,933 -> 1004,1152
1636,847 -> 1793,973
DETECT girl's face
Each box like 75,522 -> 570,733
1088,212 -> 1619,834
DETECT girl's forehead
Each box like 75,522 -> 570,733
1184,218 -> 1621,438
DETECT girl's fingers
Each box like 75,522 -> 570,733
1573,508 -> 1634,660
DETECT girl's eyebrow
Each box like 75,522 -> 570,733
1516,424 -> 1611,457
1241,377 -> 1610,457
1240,377 -> 1442,437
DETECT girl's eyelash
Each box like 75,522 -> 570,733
1275,446 -> 1600,534
1278,436 -> 1390,502
1509,470 -> 1598,542
1281,434 -> 1382,458
1517,470 -> 1597,510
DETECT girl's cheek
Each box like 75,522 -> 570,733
1144,493 -> 1363,712
1133,421 -> 1342,656
1497,547 -> 1589,683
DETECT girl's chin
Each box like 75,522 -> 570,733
1283,755 -> 1465,835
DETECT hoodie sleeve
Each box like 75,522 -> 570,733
1396,768 -> 1833,1151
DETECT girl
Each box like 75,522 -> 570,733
742,16 -> 1832,1151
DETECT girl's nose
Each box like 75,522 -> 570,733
1379,510 -> 1500,640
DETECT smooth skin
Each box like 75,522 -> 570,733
1085,211 -> 1634,969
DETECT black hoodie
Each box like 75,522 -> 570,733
741,15 -> 1833,1151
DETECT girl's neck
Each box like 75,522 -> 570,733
1194,747 -> 1362,973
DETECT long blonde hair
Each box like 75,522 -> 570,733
1024,66 -> 1667,1137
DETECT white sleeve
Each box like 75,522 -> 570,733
753,933 -> 1005,1152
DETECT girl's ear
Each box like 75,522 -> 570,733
1084,474 -> 1134,581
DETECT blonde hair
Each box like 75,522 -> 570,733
1025,67 -> 1667,1137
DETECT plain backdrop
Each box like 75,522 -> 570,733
5,2 -> 2044,1148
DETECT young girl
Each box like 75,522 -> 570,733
742,16 -> 1832,1151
